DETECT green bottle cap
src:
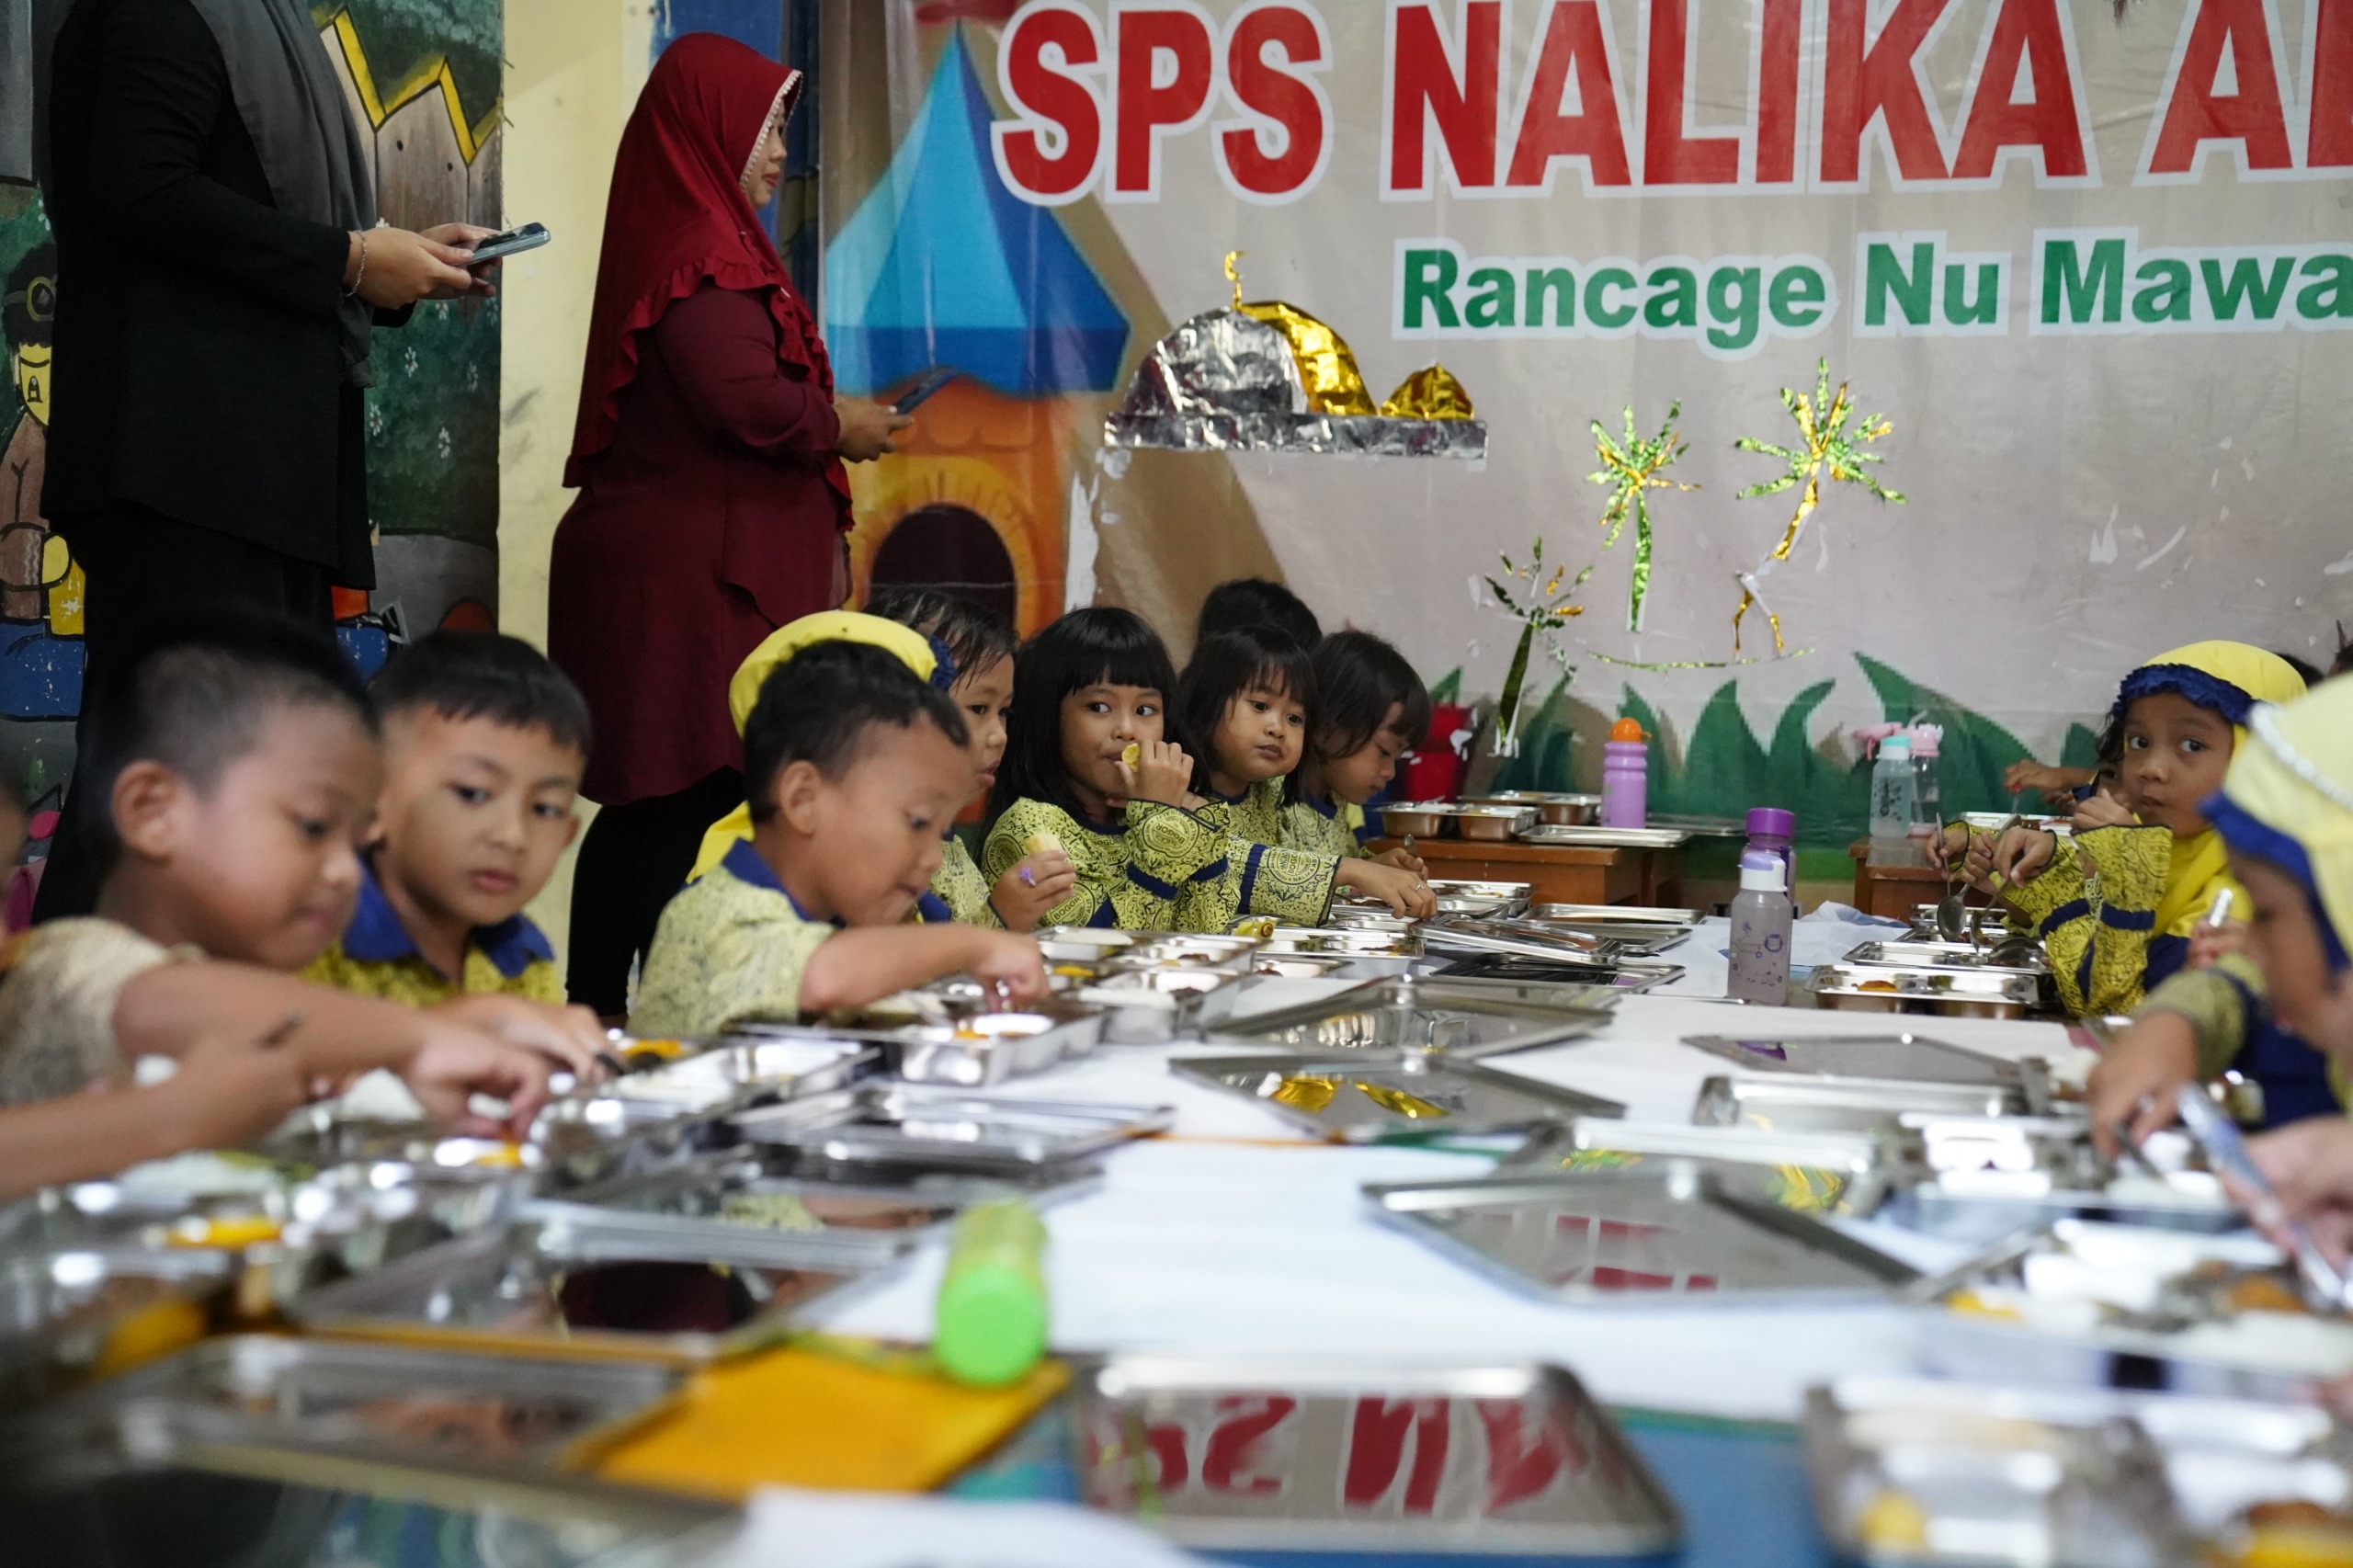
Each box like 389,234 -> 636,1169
933,1262 -> 1046,1387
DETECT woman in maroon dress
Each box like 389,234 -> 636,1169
549,33 -> 907,1017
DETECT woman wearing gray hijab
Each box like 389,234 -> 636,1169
32,0 -> 491,919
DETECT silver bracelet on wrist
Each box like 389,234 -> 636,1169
344,230 -> 369,298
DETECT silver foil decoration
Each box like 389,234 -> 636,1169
1103,309 -> 1488,462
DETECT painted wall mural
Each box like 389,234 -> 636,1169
0,0 -> 503,800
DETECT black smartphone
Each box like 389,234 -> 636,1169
892,367 -> 958,415
467,222 -> 551,267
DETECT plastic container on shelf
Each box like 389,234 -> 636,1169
1726,850 -> 1795,1005
1599,718 -> 1649,828
1744,806 -> 1797,896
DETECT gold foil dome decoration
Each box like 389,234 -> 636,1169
1381,364 -> 1476,421
1238,301 -> 1377,417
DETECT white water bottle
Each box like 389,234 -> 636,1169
1870,733 -> 1917,862
1727,851 -> 1794,1005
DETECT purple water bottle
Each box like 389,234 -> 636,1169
1727,849 -> 1795,1004
1745,807 -> 1797,896
1600,717 -> 1648,829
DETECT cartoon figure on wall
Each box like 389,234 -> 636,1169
2,241 -> 80,637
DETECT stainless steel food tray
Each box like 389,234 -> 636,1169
1074,1355 -> 1680,1555
596,1037 -> 872,1111
1681,1031 -> 2049,1096
1202,976 -> 1612,1059
1846,938 -> 2051,976
1809,1374 -> 2353,1550
1887,1116 -> 2238,1240
1909,1219 -> 2353,1400
1173,1051 -> 1622,1142
1695,1074 -> 2032,1134
1643,812 -> 1746,838
291,1210 -> 886,1364
1514,824 -> 1693,849
1496,1118 -> 1889,1214
1073,965 -> 1250,1042
538,1146 -> 1100,1260
1368,1169 -> 1921,1303
1531,903 -> 1705,926
731,1083 -> 1173,1170
17,1334 -> 683,1477
0,1245 -> 233,1401
739,1005 -> 1106,1087
1811,962 -> 2044,1019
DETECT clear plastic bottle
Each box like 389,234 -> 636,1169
1727,850 -> 1794,1004
1907,725 -> 1943,846
1870,733 -> 1917,862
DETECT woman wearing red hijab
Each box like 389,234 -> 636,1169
550,34 -> 908,1017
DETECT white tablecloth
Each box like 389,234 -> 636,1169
811,971 -> 2095,1423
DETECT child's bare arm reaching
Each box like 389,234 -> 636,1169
798,926 -> 1049,1016
0,1029 -> 310,1202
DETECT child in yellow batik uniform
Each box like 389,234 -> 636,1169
1279,631 -> 1433,873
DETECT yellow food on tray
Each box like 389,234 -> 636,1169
592,1340 -> 1067,1497
1120,743 -> 1141,768
2225,1500 -> 2353,1568
1856,1489 -> 1930,1553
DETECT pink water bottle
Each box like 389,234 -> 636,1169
1600,717 -> 1649,828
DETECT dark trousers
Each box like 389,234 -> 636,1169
32,502 -> 335,923
567,767 -> 745,1018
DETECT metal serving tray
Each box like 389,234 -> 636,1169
1202,976 -> 1613,1060
1260,926 -> 1422,979
1695,1074 -> 2029,1135
1810,1374 -> 2353,1551
1681,1031 -> 2048,1096
539,1146 -> 1098,1260
731,1084 -> 1173,1171
291,1210 -> 883,1364
1532,903 -> 1705,926
1455,805 -> 1540,841
1643,812 -> 1747,838
1463,790 -> 1604,827
1887,1118 -> 2237,1241
1074,1355 -> 1680,1556
1911,1220 -> 2353,1400
1496,1118 -> 1890,1215
17,1335 -> 682,1478
742,1004 -> 1107,1088
596,1037 -> 871,1113
1343,877 -> 1536,919
1368,1169 -> 1921,1303
0,1246 -> 233,1402
1074,965 -> 1250,1043
1515,824 -> 1692,849
1847,938 -> 2052,977
1812,962 -> 2043,1019
1173,1051 -> 1622,1142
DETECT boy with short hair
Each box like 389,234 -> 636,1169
631,640 -> 1048,1037
306,631 -> 587,1009
0,611 -> 570,1129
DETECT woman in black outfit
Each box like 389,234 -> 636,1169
33,0 -> 490,917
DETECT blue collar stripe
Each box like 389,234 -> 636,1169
2097,905 -> 2157,932
1086,899 -> 1120,928
2039,899 -> 2090,938
2207,793 -> 2353,971
1124,864 -> 1177,899
339,862 -> 551,979
722,839 -> 825,924
1236,843 -> 1264,914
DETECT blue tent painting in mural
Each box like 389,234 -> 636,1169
825,28 -> 1126,399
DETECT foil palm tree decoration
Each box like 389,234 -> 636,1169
1732,358 -> 1904,655
1588,401 -> 1698,633
1484,539 -> 1587,756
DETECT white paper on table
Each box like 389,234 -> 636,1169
705,1489 -> 1210,1568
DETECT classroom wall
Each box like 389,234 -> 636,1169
499,0 -> 655,959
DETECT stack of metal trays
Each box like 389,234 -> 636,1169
731,1083 -> 1173,1176
1522,903 -> 1702,954
1173,1051 -> 1621,1142
1074,1355 -> 1681,1557
1339,877 -> 1535,919
1643,812 -> 1747,838
1799,1376 -> 2340,1567
290,1207 -> 894,1365
1420,915 -> 1685,988
1259,926 -> 1423,979
1496,1117 -> 1891,1216
1366,1167 -> 1921,1302
1911,1220 -> 2353,1400
738,1004 -> 1107,1089
1201,976 -> 1614,1059
1812,963 -> 2043,1020
1685,1028 -> 2056,1134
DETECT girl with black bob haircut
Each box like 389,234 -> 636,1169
1279,631 -> 1434,873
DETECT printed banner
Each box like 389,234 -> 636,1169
820,0 -> 2353,847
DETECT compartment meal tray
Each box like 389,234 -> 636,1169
1075,1355 -> 1681,1555
1172,1051 -> 1623,1142
1367,1169 -> 1922,1303
730,1084 -> 1174,1171
1203,977 -> 1613,1059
